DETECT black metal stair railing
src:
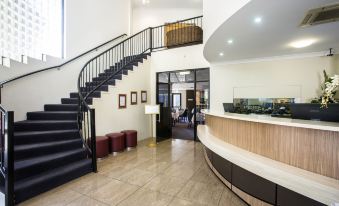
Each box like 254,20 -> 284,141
77,15 -> 203,171
77,29 -> 151,172
0,106 -> 14,206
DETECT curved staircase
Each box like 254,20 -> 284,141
11,54 -> 150,204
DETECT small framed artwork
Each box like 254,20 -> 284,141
119,94 -> 127,109
141,91 -> 147,103
131,91 -> 137,105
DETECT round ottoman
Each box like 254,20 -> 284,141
106,132 -> 125,154
121,130 -> 137,149
96,136 -> 109,159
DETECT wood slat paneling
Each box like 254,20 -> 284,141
205,115 -> 339,179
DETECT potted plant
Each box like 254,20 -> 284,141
290,70 -> 339,122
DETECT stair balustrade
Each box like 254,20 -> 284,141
0,106 -> 14,206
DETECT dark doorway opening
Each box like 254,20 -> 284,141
156,68 -> 210,142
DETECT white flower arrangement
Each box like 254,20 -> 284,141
321,74 -> 339,108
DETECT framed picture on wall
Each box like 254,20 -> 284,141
119,94 -> 127,109
131,91 -> 137,105
141,91 -> 147,103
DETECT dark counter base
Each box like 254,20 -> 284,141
204,147 -> 325,206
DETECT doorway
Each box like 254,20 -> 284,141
156,68 -> 210,142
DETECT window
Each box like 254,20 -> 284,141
0,0 -> 64,66
172,93 -> 182,108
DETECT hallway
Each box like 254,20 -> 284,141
19,139 -> 246,206
172,123 -> 194,140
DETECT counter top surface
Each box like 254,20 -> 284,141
203,110 -> 339,132
198,125 -> 339,205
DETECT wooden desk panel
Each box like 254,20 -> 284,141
205,115 -> 339,179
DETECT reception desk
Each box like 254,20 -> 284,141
198,111 -> 339,206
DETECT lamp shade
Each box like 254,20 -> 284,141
145,105 -> 160,114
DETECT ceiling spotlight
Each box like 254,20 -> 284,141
289,39 -> 316,48
219,52 -> 224,56
227,39 -> 233,44
254,17 -> 262,24
142,0 -> 150,5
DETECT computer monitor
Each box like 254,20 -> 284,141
223,103 -> 235,113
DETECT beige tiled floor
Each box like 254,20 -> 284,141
19,138 -> 247,206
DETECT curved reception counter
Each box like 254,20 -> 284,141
198,111 -> 339,206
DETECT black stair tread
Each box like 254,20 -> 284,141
28,111 -> 77,114
45,104 -> 78,107
61,98 -> 93,105
15,148 -> 86,170
14,138 -> 82,152
14,129 -> 78,137
27,111 -> 77,115
70,91 -> 101,97
44,104 -> 78,112
15,120 -> 77,124
15,159 -> 91,190
14,159 -> 92,203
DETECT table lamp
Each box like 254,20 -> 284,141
145,105 -> 160,147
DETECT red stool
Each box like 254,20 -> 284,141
106,132 -> 125,154
96,136 -> 109,159
121,130 -> 137,149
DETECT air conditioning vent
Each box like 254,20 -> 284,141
300,3 -> 339,27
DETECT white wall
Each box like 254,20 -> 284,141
132,7 -> 202,34
92,57 -> 151,141
202,0 -> 250,42
66,0 -> 131,58
210,55 -> 339,113
0,0 -> 131,121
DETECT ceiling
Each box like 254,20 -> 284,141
132,0 -> 202,9
203,0 -> 339,63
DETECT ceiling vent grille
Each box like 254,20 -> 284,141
300,3 -> 339,27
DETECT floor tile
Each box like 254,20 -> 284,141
163,163 -> 199,180
66,195 -> 108,206
89,179 -> 139,206
177,180 -> 224,206
136,159 -> 172,173
218,188 -> 247,206
63,173 -> 112,194
117,168 -> 156,186
18,187 -> 81,206
190,166 -> 223,186
117,188 -> 173,206
143,174 -> 188,196
98,163 -> 135,179
168,197 -> 206,206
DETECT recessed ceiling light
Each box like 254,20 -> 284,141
142,0 -> 150,5
254,17 -> 262,24
227,39 -> 233,44
179,71 -> 190,75
219,52 -> 224,56
289,39 -> 316,48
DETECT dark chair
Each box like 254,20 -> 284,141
179,109 -> 188,123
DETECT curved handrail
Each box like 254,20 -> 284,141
77,28 -> 151,108
0,34 -> 127,87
